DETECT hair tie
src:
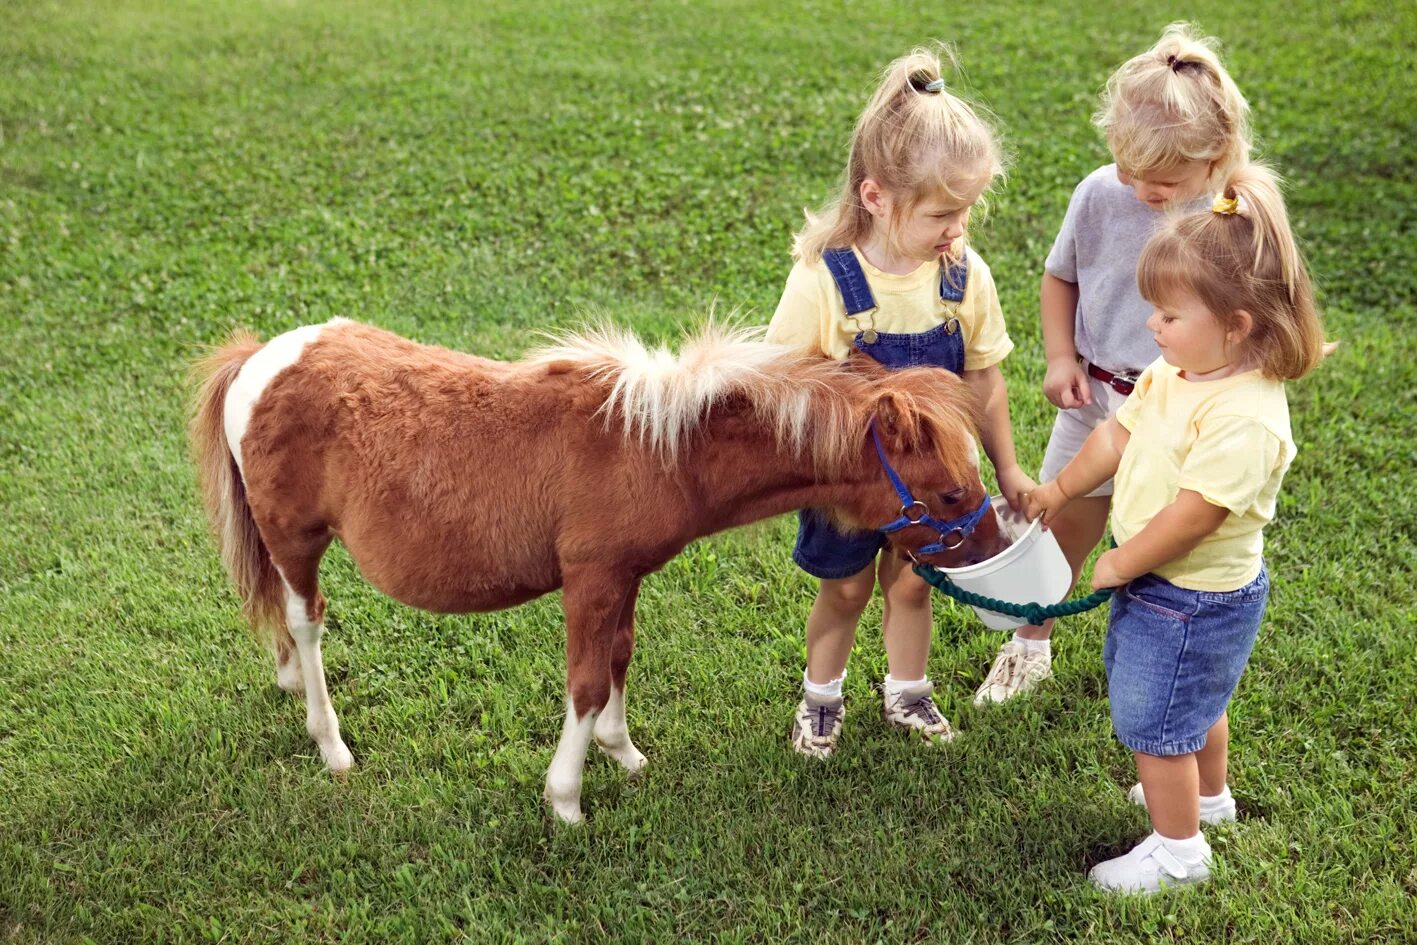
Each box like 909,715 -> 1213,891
923,77 -> 945,93
1212,194 -> 1240,215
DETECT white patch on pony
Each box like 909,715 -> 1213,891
593,684 -> 647,775
543,696 -> 599,824
224,319 -> 348,472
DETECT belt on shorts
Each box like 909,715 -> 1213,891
1085,361 -> 1141,396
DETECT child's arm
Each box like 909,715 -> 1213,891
963,364 -> 1035,511
1090,492 -> 1230,589
1041,273 -> 1091,409
1025,416 -> 1129,525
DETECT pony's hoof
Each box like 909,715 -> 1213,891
622,750 -> 648,778
322,742 -> 355,775
544,794 -> 585,825
594,737 -> 648,776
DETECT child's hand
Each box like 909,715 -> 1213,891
1023,480 -> 1069,527
995,465 -> 1037,516
1043,356 -> 1091,410
1091,549 -> 1130,590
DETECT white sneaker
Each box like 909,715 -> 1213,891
1089,832 -> 1212,893
1128,783 -> 1237,825
881,681 -> 956,744
973,641 -> 1052,705
790,694 -> 844,759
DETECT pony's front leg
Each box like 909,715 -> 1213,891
593,578 -> 647,775
544,572 -> 627,824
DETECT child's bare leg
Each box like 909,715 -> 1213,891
877,553 -> 932,680
804,565 -> 876,684
1196,713 -> 1229,797
1135,751 -> 1200,839
1015,494 -> 1110,640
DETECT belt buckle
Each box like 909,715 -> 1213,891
1110,371 -> 1138,396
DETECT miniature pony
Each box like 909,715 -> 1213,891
189,318 -> 1005,822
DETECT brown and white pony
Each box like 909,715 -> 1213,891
189,318 -> 1006,822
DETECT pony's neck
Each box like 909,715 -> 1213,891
686,423 -> 876,534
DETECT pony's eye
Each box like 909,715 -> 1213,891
939,488 -> 964,505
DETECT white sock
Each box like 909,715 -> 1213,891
883,674 -> 928,699
1156,830 -> 1210,863
1199,784 -> 1233,810
803,669 -> 845,701
1012,633 -> 1051,656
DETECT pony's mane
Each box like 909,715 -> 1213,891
526,322 -> 977,480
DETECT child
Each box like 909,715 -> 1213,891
1027,162 -> 1328,892
766,48 -> 1034,757
975,24 -> 1253,704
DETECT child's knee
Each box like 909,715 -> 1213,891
818,576 -> 874,614
883,570 -> 932,608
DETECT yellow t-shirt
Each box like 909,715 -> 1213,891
1113,358 -> 1296,591
765,245 -> 1014,370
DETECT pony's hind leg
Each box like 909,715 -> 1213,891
274,636 -> 304,694
265,530 -> 352,773
593,578 -> 647,775
544,571 -> 628,824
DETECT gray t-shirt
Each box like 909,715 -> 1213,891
1044,164 -> 1208,373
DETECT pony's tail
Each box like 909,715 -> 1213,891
188,332 -> 291,652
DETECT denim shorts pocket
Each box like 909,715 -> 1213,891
1124,581 -> 1195,623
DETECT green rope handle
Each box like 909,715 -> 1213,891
913,563 -> 1114,626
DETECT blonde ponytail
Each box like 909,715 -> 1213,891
1095,23 -> 1251,182
1137,162 -> 1326,380
792,45 -> 1004,263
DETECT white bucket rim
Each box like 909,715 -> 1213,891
934,495 -> 1040,579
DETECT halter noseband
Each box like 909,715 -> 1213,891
870,422 -> 991,555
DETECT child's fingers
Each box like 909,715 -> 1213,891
1076,377 -> 1092,406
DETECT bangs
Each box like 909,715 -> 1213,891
1136,229 -> 1202,307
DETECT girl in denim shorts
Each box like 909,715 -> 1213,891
1027,162 -> 1330,893
766,47 -> 1033,757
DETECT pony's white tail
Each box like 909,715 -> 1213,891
189,332 -> 292,653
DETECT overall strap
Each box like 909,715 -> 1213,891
821,248 -> 877,316
939,253 -> 969,303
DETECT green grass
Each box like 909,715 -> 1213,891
2,1 -> 1415,942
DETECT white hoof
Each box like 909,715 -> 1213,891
321,740 -> 354,774
596,737 -> 648,776
544,788 -> 585,825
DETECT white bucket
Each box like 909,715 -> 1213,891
934,496 -> 1073,630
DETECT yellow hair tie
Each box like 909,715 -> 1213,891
1212,194 -> 1240,215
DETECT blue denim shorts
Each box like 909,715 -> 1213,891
792,508 -> 886,579
1103,568 -> 1269,756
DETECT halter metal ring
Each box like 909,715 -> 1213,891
900,500 -> 929,523
940,527 -> 967,550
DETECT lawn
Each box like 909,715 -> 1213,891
2,1 -> 1415,942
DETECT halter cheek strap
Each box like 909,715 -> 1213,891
870,423 -> 992,554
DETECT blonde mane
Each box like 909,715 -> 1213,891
528,323 -> 978,482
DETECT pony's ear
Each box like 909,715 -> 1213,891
872,390 -> 925,448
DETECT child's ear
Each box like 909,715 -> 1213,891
859,178 -> 888,219
1228,309 -> 1255,345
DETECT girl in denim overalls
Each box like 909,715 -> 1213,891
1028,163 -> 1330,892
766,47 -> 1034,757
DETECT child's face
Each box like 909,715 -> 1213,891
1117,160 -> 1213,209
897,175 -> 990,262
1145,290 -> 1238,374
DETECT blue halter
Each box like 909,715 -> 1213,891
870,423 -> 992,555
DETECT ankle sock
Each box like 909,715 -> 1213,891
1156,830 -> 1210,863
1199,784 -> 1233,812
1012,633 -> 1051,656
803,669 -> 845,702
883,674 -> 929,699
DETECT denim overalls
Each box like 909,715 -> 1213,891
792,247 -> 971,579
